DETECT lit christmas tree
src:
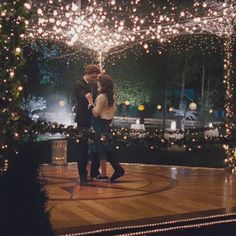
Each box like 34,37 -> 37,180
0,0 -> 28,168
0,1 -> 53,235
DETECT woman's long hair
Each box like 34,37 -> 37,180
97,74 -> 114,107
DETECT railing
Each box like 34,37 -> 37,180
40,113 -> 223,129
113,116 -> 222,129
112,116 -> 173,129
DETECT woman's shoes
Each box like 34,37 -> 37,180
110,168 -> 125,183
93,168 -> 125,183
94,175 -> 109,182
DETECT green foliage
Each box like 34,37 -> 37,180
114,78 -> 152,105
0,3 -> 53,235
106,47 -> 162,105
0,0 -> 30,165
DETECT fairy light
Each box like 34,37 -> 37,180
124,100 -> 130,105
17,86 -> 23,91
209,109 -> 214,114
26,0 -> 236,58
15,47 -> 21,54
9,70 -> 15,78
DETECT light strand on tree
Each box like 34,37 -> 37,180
0,0 -> 29,172
223,37 -> 234,138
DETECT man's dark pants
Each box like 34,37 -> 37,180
77,138 -> 89,179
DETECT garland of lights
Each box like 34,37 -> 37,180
223,36 -> 235,137
221,36 -> 235,174
0,118 -> 234,156
223,144 -> 236,173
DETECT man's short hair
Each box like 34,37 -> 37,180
84,64 -> 100,74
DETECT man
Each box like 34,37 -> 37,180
74,64 -> 100,183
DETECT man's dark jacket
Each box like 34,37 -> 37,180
74,78 -> 97,127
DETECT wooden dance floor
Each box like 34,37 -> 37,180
39,163 -> 236,235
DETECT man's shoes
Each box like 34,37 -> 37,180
88,177 -> 95,182
110,168 -> 125,183
94,175 -> 109,182
79,177 -> 89,183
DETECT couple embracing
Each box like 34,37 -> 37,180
74,64 -> 125,184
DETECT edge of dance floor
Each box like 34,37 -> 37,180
120,162 -> 225,169
55,206 -> 236,236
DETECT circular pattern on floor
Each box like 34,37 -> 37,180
39,164 -> 178,200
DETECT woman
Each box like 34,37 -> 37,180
86,74 -> 118,181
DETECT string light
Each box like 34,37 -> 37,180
58,212 -> 236,236
25,1 -> 236,58
223,145 -> 236,174
223,37 -> 235,138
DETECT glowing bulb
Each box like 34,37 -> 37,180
138,104 -> 145,111
72,3 -> 78,11
15,47 -> 21,54
194,17 -> 201,23
18,86 -> 23,91
37,9 -> 43,15
24,3 -> 31,10
189,102 -> 197,111
38,28 -> 43,34
9,71 -> 15,78
58,100 -> 65,107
